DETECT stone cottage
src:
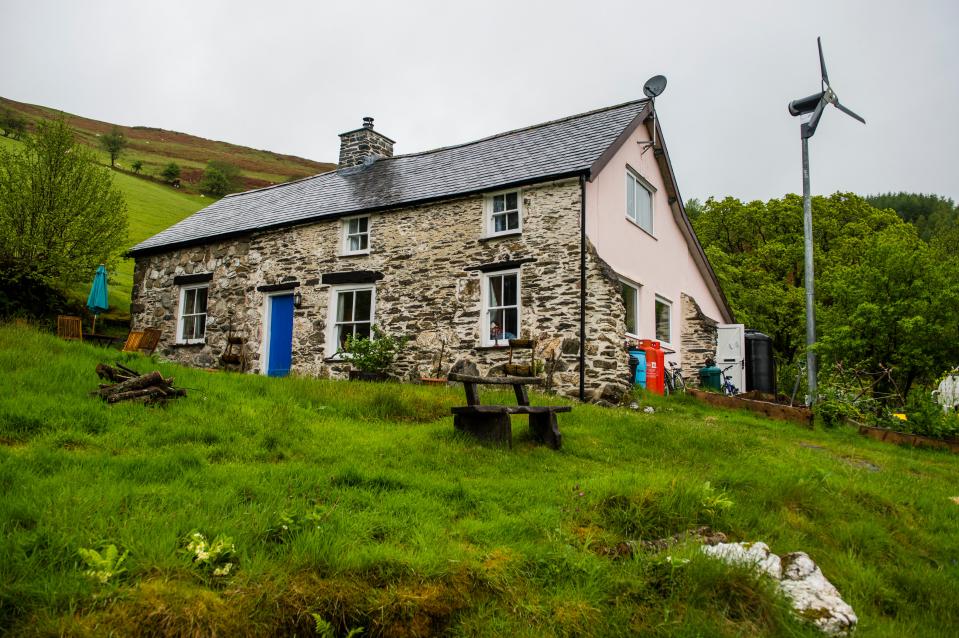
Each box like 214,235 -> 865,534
128,100 -> 733,402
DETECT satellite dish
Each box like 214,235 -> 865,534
643,75 -> 667,99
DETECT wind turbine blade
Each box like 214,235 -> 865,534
818,37 -> 830,87
803,98 -> 827,139
834,101 -> 866,124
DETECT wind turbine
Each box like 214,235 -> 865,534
788,37 -> 865,405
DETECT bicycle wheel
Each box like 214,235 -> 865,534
674,372 -> 686,394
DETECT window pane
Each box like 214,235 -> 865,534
357,217 -> 368,232
502,308 -> 518,338
493,213 -> 508,233
655,299 -> 671,343
502,273 -> 517,306
196,287 -> 208,313
489,276 -> 502,307
626,174 -> 636,221
337,291 -> 354,322
638,186 -> 652,231
489,308 -> 505,341
622,283 -> 637,334
196,313 -> 206,339
184,288 -> 196,314
182,315 -> 195,341
505,192 -> 517,210
355,323 -> 371,340
354,290 -> 372,321
358,233 -> 368,250
506,211 -> 519,230
337,324 -> 352,349
348,218 -> 360,234
493,195 -> 505,213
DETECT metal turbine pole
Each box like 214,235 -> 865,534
801,136 -> 817,404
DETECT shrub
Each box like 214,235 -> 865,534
343,327 -> 408,374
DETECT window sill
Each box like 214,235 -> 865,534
625,216 -> 656,239
479,231 -> 522,242
173,340 -> 206,348
475,344 -> 512,351
339,250 -> 370,257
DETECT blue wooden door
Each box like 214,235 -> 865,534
267,294 -> 295,377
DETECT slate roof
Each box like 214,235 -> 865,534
129,99 -> 650,255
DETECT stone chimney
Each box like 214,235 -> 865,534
338,117 -> 395,169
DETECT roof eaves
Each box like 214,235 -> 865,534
587,102 -> 653,180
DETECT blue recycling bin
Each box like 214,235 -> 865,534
629,350 -> 647,388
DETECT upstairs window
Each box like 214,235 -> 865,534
177,285 -> 208,344
342,215 -> 370,254
626,170 -> 654,234
332,285 -> 374,351
483,270 -> 520,346
486,190 -> 522,236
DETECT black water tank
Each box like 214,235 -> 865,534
744,330 -> 776,394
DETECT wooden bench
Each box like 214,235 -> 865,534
448,372 -> 570,449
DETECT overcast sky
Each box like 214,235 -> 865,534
3,0 -> 957,203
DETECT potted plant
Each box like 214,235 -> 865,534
343,327 -> 407,381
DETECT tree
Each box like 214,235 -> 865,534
161,162 -> 181,183
0,109 -> 27,140
199,160 -> 241,197
99,126 -> 127,168
0,118 -> 128,303
866,192 -> 958,242
131,160 -> 143,174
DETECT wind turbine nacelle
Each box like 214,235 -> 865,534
788,92 -> 825,116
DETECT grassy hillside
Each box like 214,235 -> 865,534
0,135 -> 207,321
1,96 -> 335,193
1,324 -> 957,636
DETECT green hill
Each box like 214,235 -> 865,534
1,96 -> 335,193
1,324 -> 957,636
1,99 -> 337,322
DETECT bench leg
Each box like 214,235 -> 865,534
454,412 -> 512,448
529,412 -> 563,450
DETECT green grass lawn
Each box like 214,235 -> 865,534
1,324 -> 958,637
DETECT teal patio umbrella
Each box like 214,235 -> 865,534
86,264 -> 109,333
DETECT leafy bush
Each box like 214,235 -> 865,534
897,390 -> 959,439
343,326 -> 407,374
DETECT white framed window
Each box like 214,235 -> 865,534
485,190 -> 522,237
341,215 -> 370,255
177,284 -> 208,344
621,280 -> 641,337
655,295 -> 672,344
328,285 -> 375,354
626,169 -> 655,234
481,269 -> 520,346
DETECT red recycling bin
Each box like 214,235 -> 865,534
639,339 -> 665,395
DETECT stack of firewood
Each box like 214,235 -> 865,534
94,363 -> 186,405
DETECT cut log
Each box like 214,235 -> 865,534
95,364 -> 134,383
106,387 -> 166,404
98,371 -> 166,398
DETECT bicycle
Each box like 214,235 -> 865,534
664,361 -> 686,395
720,364 -> 740,396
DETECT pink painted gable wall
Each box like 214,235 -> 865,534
585,120 -> 725,364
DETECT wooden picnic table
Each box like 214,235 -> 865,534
87,333 -> 121,348
447,372 -> 570,449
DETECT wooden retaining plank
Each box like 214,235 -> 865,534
855,423 -> 959,454
687,389 -> 813,428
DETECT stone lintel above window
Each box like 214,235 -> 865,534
321,270 -> 384,285
173,273 -> 213,285
465,257 -> 536,273
256,281 -> 300,293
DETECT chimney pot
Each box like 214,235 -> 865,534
362,117 -> 374,129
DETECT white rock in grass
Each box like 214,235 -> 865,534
702,541 -> 782,579
780,552 -> 858,637
702,543 -> 857,636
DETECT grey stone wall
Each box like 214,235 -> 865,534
680,292 -> 719,385
338,125 -> 394,168
131,179 -> 631,401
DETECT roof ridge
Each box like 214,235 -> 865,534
384,97 -> 650,161
222,97 -> 649,200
